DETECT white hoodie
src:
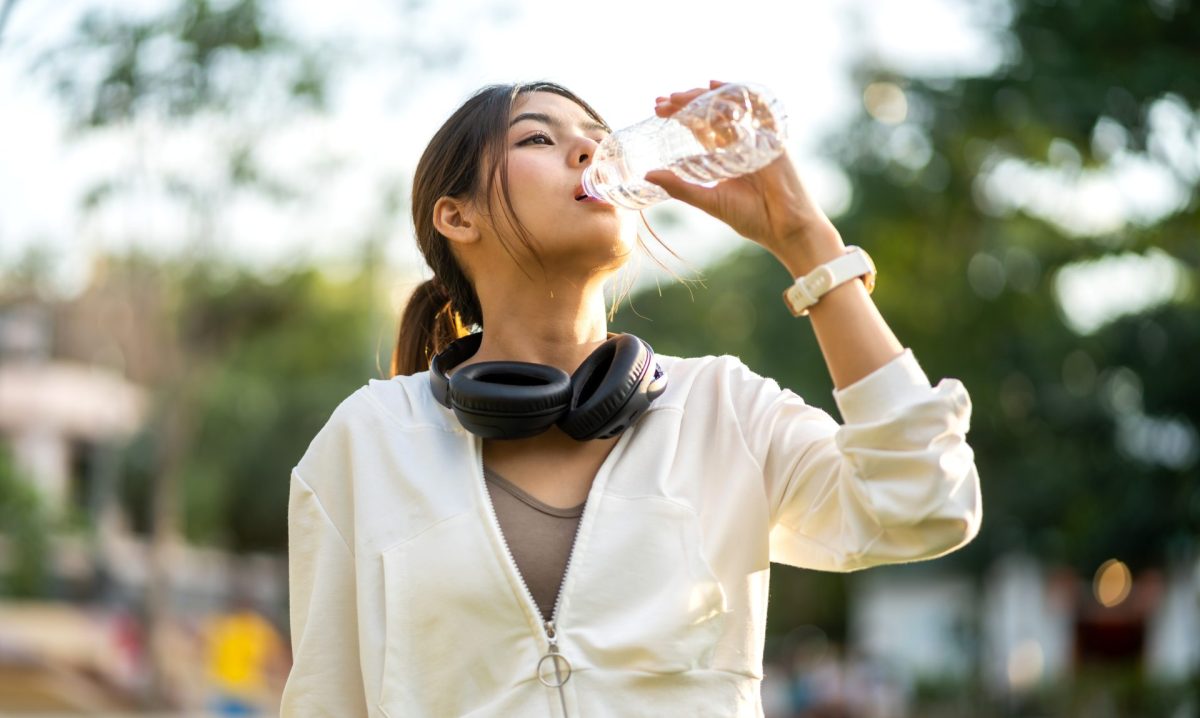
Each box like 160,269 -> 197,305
281,349 -> 981,717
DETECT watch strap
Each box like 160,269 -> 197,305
782,246 -> 876,317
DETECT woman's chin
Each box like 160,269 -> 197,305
543,233 -> 635,275
593,229 -> 638,265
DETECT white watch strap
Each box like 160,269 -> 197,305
782,246 -> 876,317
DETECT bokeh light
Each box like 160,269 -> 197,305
863,81 -> 908,124
1006,638 -> 1045,691
1093,559 -> 1133,608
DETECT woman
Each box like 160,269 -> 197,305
280,81 -> 981,717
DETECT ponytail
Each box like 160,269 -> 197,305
390,279 -> 470,377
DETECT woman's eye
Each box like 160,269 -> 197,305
518,133 -> 553,146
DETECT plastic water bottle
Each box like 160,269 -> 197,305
581,83 -> 788,209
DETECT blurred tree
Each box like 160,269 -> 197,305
613,0 -> 1200,637
27,0 -> 495,701
831,0 -> 1200,575
31,0 -> 339,706
0,0 -> 17,46
115,260 -> 379,552
0,445 -> 50,597
36,0 -> 329,126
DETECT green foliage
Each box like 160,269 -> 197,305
0,446 -> 50,597
116,261 -> 383,552
182,266 -> 380,551
36,0 -> 329,128
28,0 -> 379,555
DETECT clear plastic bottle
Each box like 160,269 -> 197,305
581,83 -> 788,209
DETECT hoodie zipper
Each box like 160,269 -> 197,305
476,439 -> 585,717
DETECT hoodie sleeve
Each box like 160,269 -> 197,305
721,349 -> 982,572
280,470 -> 369,716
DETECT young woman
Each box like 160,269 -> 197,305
280,81 -> 981,717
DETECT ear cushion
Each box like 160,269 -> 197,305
558,334 -> 653,440
449,362 -> 572,416
448,361 -> 571,440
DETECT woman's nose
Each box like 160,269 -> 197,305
571,137 -> 598,167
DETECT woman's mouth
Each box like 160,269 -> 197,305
574,185 -> 609,204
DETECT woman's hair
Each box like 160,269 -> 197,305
390,81 -> 611,377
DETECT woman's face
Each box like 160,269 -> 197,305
483,91 -> 637,273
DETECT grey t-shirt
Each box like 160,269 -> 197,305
483,466 -> 585,624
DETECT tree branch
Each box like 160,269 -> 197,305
0,0 -> 20,49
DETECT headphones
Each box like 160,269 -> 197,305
428,332 -> 668,441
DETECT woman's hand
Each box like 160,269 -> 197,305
644,81 -> 845,277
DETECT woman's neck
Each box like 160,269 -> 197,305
462,276 -> 613,376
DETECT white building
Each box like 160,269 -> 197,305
0,302 -> 148,517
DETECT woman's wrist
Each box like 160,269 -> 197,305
770,220 -> 847,279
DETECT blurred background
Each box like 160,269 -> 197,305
0,0 -> 1197,715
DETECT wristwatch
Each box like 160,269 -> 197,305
781,246 -> 877,317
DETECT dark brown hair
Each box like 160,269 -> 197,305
390,81 -> 687,377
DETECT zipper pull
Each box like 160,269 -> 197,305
536,620 -> 572,688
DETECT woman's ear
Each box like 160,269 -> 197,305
433,196 -> 481,245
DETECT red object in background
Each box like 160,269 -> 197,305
1075,615 -> 1144,661
109,610 -> 145,687
1073,568 -> 1164,664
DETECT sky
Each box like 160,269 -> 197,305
0,0 -> 1001,281
0,0 -> 1189,332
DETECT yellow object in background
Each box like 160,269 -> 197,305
205,610 -> 284,703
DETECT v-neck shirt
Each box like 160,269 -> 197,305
483,465 -> 585,623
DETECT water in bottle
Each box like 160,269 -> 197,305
580,83 -> 788,209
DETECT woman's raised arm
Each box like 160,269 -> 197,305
645,82 -> 904,389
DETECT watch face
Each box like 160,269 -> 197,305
858,249 -> 877,294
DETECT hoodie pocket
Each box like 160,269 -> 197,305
560,495 -> 731,674
378,511 -> 541,717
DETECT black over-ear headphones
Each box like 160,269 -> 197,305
429,332 -> 668,441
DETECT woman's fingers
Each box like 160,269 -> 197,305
654,86 -> 709,117
653,81 -> 731,115
670,88 -> 708,101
